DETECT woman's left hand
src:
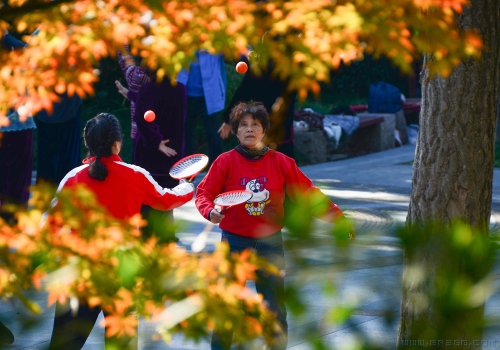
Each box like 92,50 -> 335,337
348,228 -> 356,241
344,219 -> 356,241
115,80 -> 129,99
329,215 -> 356,241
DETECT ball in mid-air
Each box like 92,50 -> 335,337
236,61 -> 248,74
144,110 -> 156,122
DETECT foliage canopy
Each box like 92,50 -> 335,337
0,0 -> 483,125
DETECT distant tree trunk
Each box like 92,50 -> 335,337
398,1 -> 500,349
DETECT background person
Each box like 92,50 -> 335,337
117,71 -> 187,243
0,109 -> 36,215
48,113 -> 194,350
196,102 -> 355,350
116,45 -> 151,140
218,60 -> 296,159
0,27 -> 35,347
35,92 -> 82,185
0,28 -> 36,222
177,50 -> 226,163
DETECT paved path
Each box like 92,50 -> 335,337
3,144 -> 500,349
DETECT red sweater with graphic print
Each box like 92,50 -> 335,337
57,155 -> 194,220
195,149 -> 343,238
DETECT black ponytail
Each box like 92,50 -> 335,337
89,154 -> 108,181
83,113 -> 122,181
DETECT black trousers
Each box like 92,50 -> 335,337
0,129 -> 34,205
211,231 -> 288,350
49,302 -> 137,349
35,115 -> 81,185
140,206 -> 177,243
184,96 -> 224,163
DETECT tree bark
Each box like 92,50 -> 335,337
496,77 -> 500,142
398,1 -> 500,349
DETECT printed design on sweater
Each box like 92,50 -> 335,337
239,176 -> 271,216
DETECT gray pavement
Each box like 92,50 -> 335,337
3,144 -> 500,349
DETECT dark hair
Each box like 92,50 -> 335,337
83,113 -> 122,181
229,101 -> 270,134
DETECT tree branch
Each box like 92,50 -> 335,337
0,0 -> 78,22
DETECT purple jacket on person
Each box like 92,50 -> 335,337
117,46 -> 150,139
129,78 -> 187,189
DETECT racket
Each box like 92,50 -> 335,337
169,154 -> 209,182
191,190 -> 253,253
213,190 -> 253,213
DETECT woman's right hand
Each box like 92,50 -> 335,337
158,140 -> 177,157
209,206 -> 225,223
217,122 -> 231,139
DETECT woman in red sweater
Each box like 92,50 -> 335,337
49,113 -> 194,350
196,102 -> 355,350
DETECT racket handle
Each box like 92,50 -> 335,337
178,175 -> 195,184
191,223 -> 214,252
188,172 -> 198,183
214,205 -> 227,214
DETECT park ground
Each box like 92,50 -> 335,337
3,143 -> 500,350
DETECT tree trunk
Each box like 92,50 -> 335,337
398,1 -> 500,349
496,78 -> 500,142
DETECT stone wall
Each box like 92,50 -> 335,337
348,113 -> 396,153
293,130 -> 327,165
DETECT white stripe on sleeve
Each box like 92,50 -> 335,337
42,164 -> 89,228
56,164 -> 90,194
171,182 -> 195,196
115,161 -> 172,195
116,162 -> 194,197
51,164 -> 90,207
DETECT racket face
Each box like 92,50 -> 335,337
214,190 -> 253,206
169,154 -> 209,180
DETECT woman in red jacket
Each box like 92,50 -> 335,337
49,113 -> 194,350
196,102 -> 355,350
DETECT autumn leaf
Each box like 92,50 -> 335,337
101,315 -> 138,338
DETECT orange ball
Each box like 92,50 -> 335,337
144,110 -> 156,122
236,61 -> 248,74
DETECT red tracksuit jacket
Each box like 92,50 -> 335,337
57,155 -> 193,220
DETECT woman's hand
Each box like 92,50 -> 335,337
218,122 -> 232,139
158,140 -> 177,157
330,215 -> 356,241
339,216 -> 356,241
209,206 -> 225,224
115,80 -> 129,99
348,227 -> 356,241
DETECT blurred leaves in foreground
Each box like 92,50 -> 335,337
1,184 -> 500,349
0,183 -> 281,347
397,222 -> 498,349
